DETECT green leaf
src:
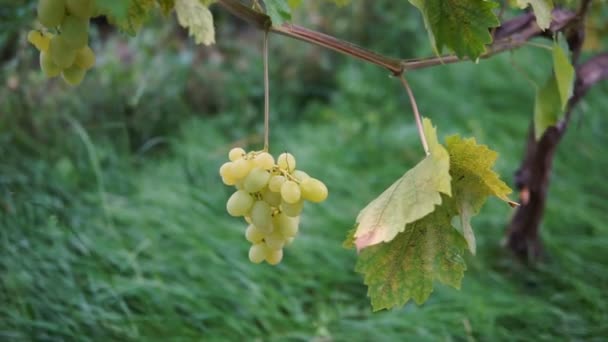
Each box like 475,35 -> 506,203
534,74 -> 562,140
513,0 -> 553,30
445,135 -> 514,254
353,118 -> 451,250
408,0 -> 500,60
175,0 -> 215,45
355,200 -> 468,310
265,0 -> 292,26
552,39 -> 575,109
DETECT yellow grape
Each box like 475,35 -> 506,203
265,248 -> 283,265
231,158 -> 252,180
300,178 -> 328,203
248,243 -> 267,264
38,0 -> 66,28
228,147 -> 246,162
250,201 -> 273,232
253,152 -> 274,170
66,0 -> 95,19
265,231 -> 285,251
28,31 -> 51,52
74,46 -> 95,70
245,225 -> 265,244
49,36 -> 76,68
261,188 -> 281,207
277,152 -> 296,172
243,167 -> 270,193
268,175 -> 286,193
61,15 -> 89,49
281,200 -> 303,217
293,170 -> 310,182
273,213 -> 299,238
219,162 -> 237,186
39,52 -> 61,78
61,65 -> 86,85
226,190 -> 254,217
280,180 -> 301,204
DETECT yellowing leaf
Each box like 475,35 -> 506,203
552,41 -> 575,109
175,0 -> 215,45
514,0 -> 553,30
353,118 -> 451,250
355,200 -> 468,311
409,0 -> 500,60
445,135 -> 513,254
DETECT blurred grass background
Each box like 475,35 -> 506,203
1,2 -> 607,341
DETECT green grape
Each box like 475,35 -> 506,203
274,213 -> 299,238
277,152 -> 296,172
293,170 -> 310,182
231,158 -> 252,180
49,35 -> 76,68
226,190 -> 254,217
265,248 -> 283,265
265,231 -> 285,250
281,200 -> 303,217
39,52 -> 61,77
300,178 -> 328,203
228,147 -> 246,162
74,46 -> 95,70
28,30 -> 51,52
253,152 -> 274,170
281,180 -> 301,204
261,188 -> 281,207
250,201 -> 273,232
66,0 -> 95,19
60,15 -> 89,49
268,175 -> 286,192
249,243 -> 267,264
245,225 -> 265,244
243,167 -> 271,193
38,0 -> 66,28
61,64 -> 85,85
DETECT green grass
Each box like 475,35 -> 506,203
1,39 -> 608,341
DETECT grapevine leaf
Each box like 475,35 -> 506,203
445,135 -> 514,254
534,74 -> 562,140
175,0 -> 215,45
408,0 -> 500,60
552,40 -> 575,109
513,0 -> 553,30
355,200 -> 468,311
353,118 -> 451,250
99,0 -> 157,35
157,0 -> 176,15
265,0 -> 292,25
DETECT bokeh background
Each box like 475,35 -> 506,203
1,1 -> 607,341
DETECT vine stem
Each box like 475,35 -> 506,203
263,30 -> 270,152
399,74 -> 429,156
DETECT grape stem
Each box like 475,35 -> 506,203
263,30 -> 270,152
399,74 -> 429,156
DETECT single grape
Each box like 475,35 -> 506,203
277,152 -> 296,172
219,162 -> 237,186
49,35 -> 76,68
74,46 -> 95,70
28,31 -> 51,52
243,167 -> 271,193
38,0 -> 66,28
226,190 -> 254,217
231,158 -> 252,180
300,178 -> 328,203
61,65 -> 86,85
274,213 -> 299,238
61,15 -> 89,49
265,231 -> 285,250
228,147 -> 245,162
261,188 -> 281,207
265,248 -> 283,265
245,225 -> 265,244
281,200 -> 303,217
253,152 -> 274,170
249,243 -> 267,264
66,0 -> 95,19
293,170 -> 310,182
250,201 -> 273,232
281,180 -> 301,204
40,52 -> 62,77
268,175 -> 286,193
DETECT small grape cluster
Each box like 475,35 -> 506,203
220,148 -> 328,265
28,0 -> 97,85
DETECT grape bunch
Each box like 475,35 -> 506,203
220,148 -> 328,265
28,0 -> 97,85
